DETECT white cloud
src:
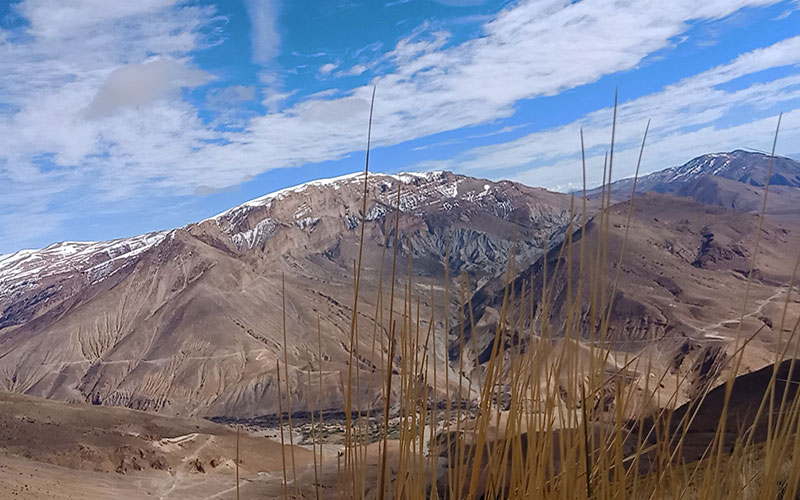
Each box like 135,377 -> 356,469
319,62 -> 339,75
86,60 -> 211,118
14,0 -> 177,39
513,110 -> 800,192
214,0 -> 780,188
0,0 -> 218,248
244,0 -> 280,65
206,85 -> 257,108
1,0 -> 786,190
773,9 -> 793,20
411,35 -> 800,190
190,0 -> 779,186
336,64 -> 368,77
0,0 -> 796,249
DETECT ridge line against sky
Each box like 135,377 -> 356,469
0,0 -> 799,252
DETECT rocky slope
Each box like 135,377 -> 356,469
591,150 -> 800,215
460,192 -> 800,404
2,157 -> 798,421
0,171 -> 575,418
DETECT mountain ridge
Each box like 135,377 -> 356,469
1,153 -> 799,419
0,169 -> 575,418
588,150 -> 800,213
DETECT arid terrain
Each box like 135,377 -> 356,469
1,150 -> 799,498
2,360 -> 798,499
0,171 -> 576,418
466,192 -> 800,405
0,391 -> 312,499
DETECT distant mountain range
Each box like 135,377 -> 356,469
0,151 -> 798,419
590,150 -> 800,215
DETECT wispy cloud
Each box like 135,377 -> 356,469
354,41 -> 383,58
411,124 -> 528,151
0,0 -> 795,250
244,0 -> 280,65
513,110 -> 799,192
14,0 -> 178,39
206,85 -> 257,108
319,62 -> 339,76
409,35 -> 800,190
0,0 -> 218,248
773,9 -> 793,20
184,0 -> 780,189
335,64 -> 369,78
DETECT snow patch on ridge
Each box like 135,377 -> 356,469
231,219 -> 277,250
210,171 -> 445,220
297,216 -> 320,231
0,170 -> 484,299
0,231 -> 169,299
670,153 -> 739,183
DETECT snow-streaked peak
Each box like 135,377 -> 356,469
594,150 -> 800,196
0,231 -> 170,299
211,170 -> 445,220
0,169 -> 488,298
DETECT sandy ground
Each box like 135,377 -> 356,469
0,391 -> 315,499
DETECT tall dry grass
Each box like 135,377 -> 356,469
262,99 -> 800,500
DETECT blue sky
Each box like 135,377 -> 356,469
0,0 -> 799,253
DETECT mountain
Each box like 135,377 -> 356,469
3,157 -> 798,421
0,233 -> 169,330
0,171 -> 575,418
590,150 -> 800,215
461,192 -> 800,403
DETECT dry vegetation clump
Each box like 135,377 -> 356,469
260,103 -> 800,499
